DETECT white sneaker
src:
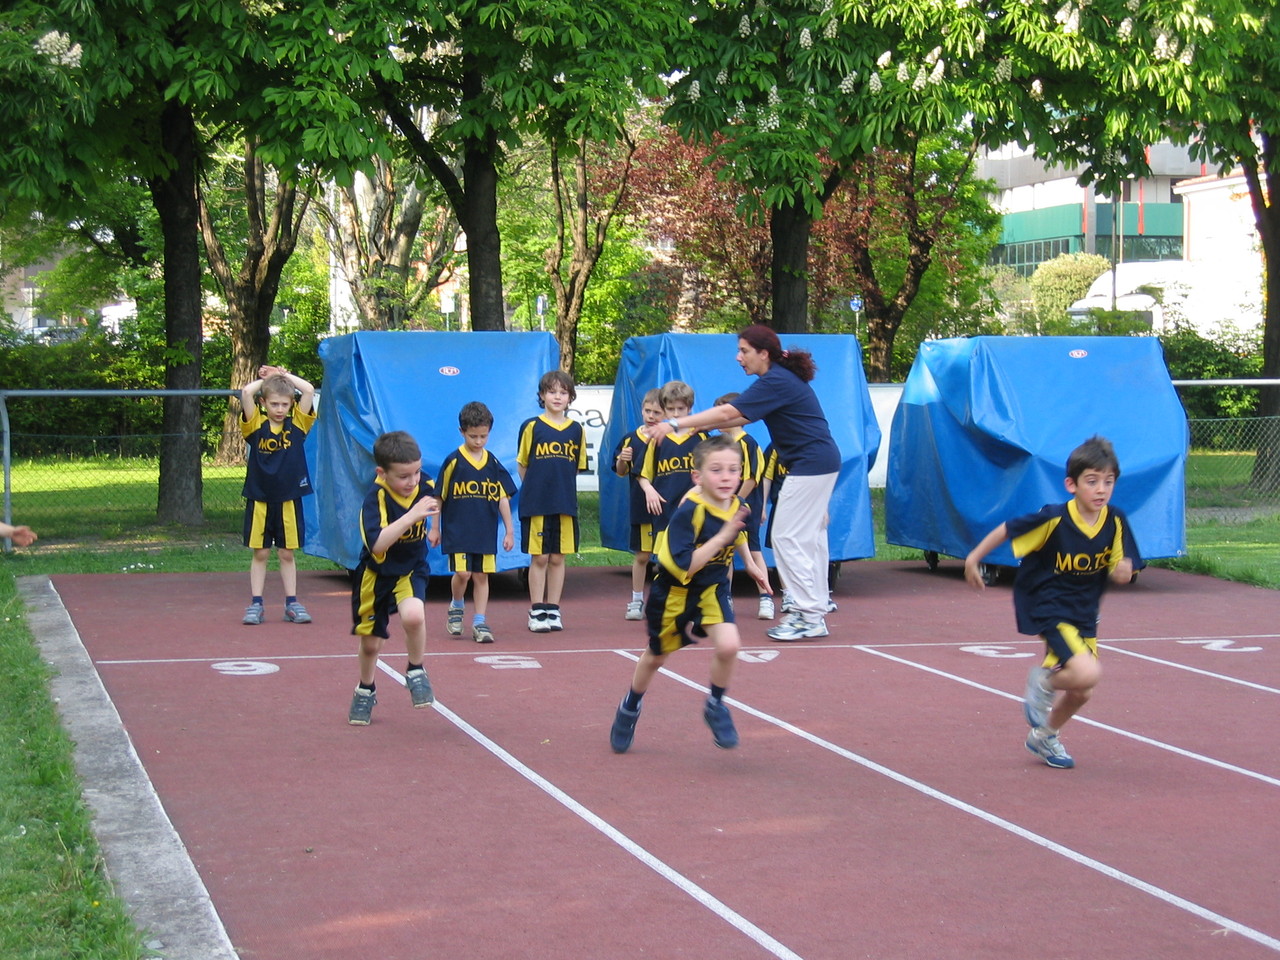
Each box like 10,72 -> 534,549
545,606 -> 563,631
757,595 -> 775,620
528,608 -> 551,633
767,614 -> 829,642
625,599 -> 644,620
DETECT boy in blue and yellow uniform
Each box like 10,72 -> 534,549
239,365 -> 316,626
429,402 -> 516,644
612,387 -> 665,620
517,370 -> 587,633
348,431 -> 440,726
714,391 -> 771,620
965,435 -> 1142,769
609,435 -> 771,754
638,380 -> 706,537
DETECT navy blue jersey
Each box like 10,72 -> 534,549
730,431 -> 765,525
516,415 -> 586,518
654,492 -> 747,591
613,427 -> 651,526
358,475 -> 437,577
1008,500 -> 1142,636
732,365 -> 839,476
436,447 -> 516,555
640,431 -> 707,531
240,407 -> 316,502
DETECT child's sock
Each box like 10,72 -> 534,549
252,595 -> 264,606
709,683 -> 727,704
357,682 -> 375,694
631,591 -> 643,602
450,599 -> 464,611
285,595 -> 297,606
473,613 -> 487,626
406,662 -> 424,675
623,688 -> 645,711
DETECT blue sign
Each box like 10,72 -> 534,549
849,296 -> 863,312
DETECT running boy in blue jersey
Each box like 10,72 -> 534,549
517,370 -> 587,633
348,431 -> 440,725
612,388 -> 665,620
609,435 -> 771,754
239,366 -> 316,626
429,402 -> 516,644
965,435 -> 1141,769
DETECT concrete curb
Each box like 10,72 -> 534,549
19,575 -> 239,960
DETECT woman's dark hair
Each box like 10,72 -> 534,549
738,324 -> 817,383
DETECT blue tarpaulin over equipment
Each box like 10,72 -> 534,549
599,333 -> 882,563
303,331 -> 560,574
885,336 -> 1188,566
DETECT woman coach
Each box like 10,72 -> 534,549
643,325 -> 840,641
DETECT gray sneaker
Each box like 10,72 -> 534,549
1026,727 -> 1074,768
767,614 -> 829,642
405,668 -> 434,708
348,688 -> 376,725
1023,666 -> 1055,728
472,622 -> 495,644
624,599 -> 644,620
283,601 -> 311,623
242,601 -> 265,625
610,699 -> 641,753
703,697 -> 739,749
446,606 -> 464,636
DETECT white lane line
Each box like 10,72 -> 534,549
855,646 -> 1280,789
373,661 -> 805,960
1098,644 -> 1280,694
612,652 -> 1280,954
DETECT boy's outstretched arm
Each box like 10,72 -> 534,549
964,523 -> 1008,590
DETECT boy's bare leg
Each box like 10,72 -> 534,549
472,572 -> 490,616
628,649 -> 666,695
249,548 -> 270,595
630,552 -> 650,593
528,554 -> 549,604
707,623 -> 741,689
277,547 -> 297,596
544,554 -> 567,605
399,597 -> 427,666
451,571 -> 470,604
358,635 -> 385,686
1047,654 -> 1101,729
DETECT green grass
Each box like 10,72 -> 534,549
0,577 -> 148,959
0,469 -> 1275,957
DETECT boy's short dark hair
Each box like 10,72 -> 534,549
660,380 -> 694,409
693,433 -> 740,471
537,370 -> 576,407
373,431 -> 421,469
714,391 -> 739,407
459,401 -> 494,430
259,375 -> 295,400
1067,435 -> 1121,481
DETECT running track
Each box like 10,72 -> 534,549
22,562 -> 1280,960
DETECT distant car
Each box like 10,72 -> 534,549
1068,259 -> 1258,335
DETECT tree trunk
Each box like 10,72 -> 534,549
463,140 -> 504,331
148,100 -> 204,525
1244,132 -> 1280,493
770,198 -> 812,334
201,141 -> 310,463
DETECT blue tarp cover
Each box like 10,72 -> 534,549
303,331 -> 560,573
599,333 -> 882,563
885,336 -> 1187,564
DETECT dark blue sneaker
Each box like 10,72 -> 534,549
1026,727 -> 1074,768
405,668 -> 434,708
610,699 -> 641,753
703,697 -> 738,749
348,688 -> 376,725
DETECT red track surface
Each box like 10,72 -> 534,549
43,563 -> 1280,960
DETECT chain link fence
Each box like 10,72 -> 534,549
3,387 -> 1278,549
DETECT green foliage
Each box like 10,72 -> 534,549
1161,325 -> 1263,420
1027,252 -> 1110,333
